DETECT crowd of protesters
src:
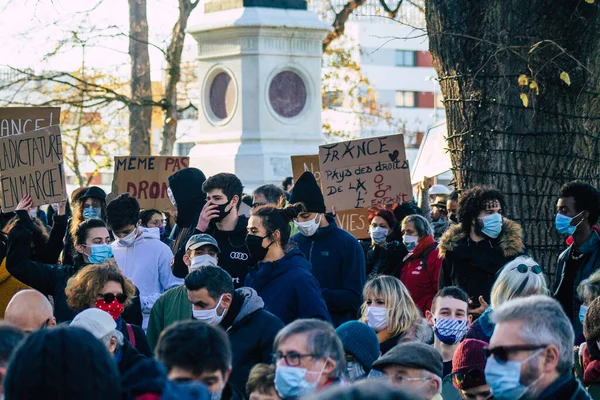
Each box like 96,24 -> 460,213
0,167 -> 597,400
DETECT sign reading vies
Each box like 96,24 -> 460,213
318,134 -> 413,211
0,125 -> 66,211
112,156 -> 190,210
291,154 -> 370,239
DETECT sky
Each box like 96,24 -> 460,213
0,0 -> 199,80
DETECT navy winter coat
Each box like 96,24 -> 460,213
292,216 -> 366,327
246,248 -> 331,325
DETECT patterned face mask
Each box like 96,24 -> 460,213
433,317 -> 468,345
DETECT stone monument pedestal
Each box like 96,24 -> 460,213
187,1 -> 328,190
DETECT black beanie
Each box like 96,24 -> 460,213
4,327 -> 121,400
168,167 -> 207,226
290,172 -> 326,213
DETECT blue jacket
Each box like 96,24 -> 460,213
292,216 -> 366,327
245,248 -> 331,325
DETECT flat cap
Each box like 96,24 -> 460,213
372,342 -> 443,378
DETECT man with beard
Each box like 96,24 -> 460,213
485,295 -> 590,400
438,186 -> 525,316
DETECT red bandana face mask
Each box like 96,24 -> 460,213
95,299 -> 125,321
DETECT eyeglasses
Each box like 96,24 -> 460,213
512,263 -> 542,274
273,352 -> 315,366
252,202 -> 267,208
484,344 -> 547,363
452,369 -> 486,388
98,293 -> 127,304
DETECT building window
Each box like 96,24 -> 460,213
176,142 -> 195,156
395,91 -> 417,108
395,50 -> 416,67
324,91 -> 343,108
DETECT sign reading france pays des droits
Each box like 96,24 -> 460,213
0,107 -> 61,137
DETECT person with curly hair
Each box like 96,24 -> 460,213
555,180 -> 600,335
438,185 -> 525,316
65,263 -> 151,357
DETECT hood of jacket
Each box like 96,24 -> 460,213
232,287 -> 264,326
137,226 -> 160,241
437,217 -> 524,259
168,168 -> 207,227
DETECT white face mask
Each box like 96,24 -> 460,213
117,227 -> 138,247
366,306 -> 388,332
192,295 -> 226,326
167,187 -> 177,206
294,214 -> 321,237
190,254 -> 218,271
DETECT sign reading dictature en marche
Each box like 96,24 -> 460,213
0,107 -> 61,136
111,156 -> 190,211
291,154 -> 370,239
318,135 -> 413,211
0,125 -> 66,211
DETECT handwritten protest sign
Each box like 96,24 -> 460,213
0,125 -> 66,211
291,154 -> 369,239
111,156 -> 190,210
318,135 -> 412,211
0,107 -> 60,137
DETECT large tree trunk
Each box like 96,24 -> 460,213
159,0 -> 199,156
425,1 -> 600,276
128,0 -> 152,155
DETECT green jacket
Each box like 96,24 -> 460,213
147,285 -> 191,350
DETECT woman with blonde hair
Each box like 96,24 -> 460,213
466,255 -> 548,342
65,263 -> 151,357
359,275 -> 421,354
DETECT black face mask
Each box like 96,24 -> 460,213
449,213 -> 458,224
213,200 -> 232,223
245,234 -> 272,262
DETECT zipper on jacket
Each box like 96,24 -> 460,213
309,241 -> 314,263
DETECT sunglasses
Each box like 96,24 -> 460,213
512,263 -> 542,274
99,293 -> 127,304
484,344 -> 547,363
452,369 -> 486,389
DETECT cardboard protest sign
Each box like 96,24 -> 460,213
0,125 -> 66,211
291,154 -> 369,239
0,107 -> 61,137
111,156 -> 190,211
318,135 -> 413,211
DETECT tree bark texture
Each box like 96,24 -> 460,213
159,0 -> 199,156
425,1 -> 600,277
128,0 -> 152,155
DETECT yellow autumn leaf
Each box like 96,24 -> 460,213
520,93 -> 529,108
529,81 -> 539,95
518,75 -> 529,86
560,71 -> 571,86
585,0 -> 594,4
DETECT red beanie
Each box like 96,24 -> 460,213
452,339 -> 488,390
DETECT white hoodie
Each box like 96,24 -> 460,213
112,226 -> 183,330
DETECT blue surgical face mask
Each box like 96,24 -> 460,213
159,226 -> 166,235
369,227 -> 389,244
433,317 -> 468,345
83,207 -> 102,220
580,304 -> 589,325
479,213 -> 503,239
485,349 -> 543,400
555,211 -> 584,236
87,244 -> 113,264
275,364 -> 324,398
